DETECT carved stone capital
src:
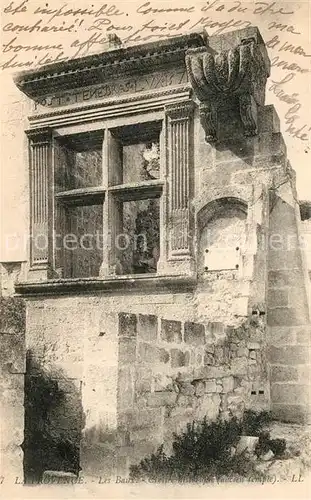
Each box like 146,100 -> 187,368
26,127 -> 52,145
186,33 -> 270,142
165,100 -> 195,121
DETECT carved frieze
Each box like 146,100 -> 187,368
185,36 -> 270,142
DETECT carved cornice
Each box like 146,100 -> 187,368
15,274 -> 197,296
185,29 -> 270,142
28,86 -> 192,129
14,34 -> 204,99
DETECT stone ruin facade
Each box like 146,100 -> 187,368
0,26 -> 310,481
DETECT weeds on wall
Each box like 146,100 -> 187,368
130,411 -> 273,483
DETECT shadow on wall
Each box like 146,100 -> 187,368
22,351 -> 85,484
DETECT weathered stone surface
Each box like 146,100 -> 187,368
204,352 -> 215,365
205,379 -> 217,393
268,289 -> 288,308
271,403 -> 311,424
118,313 -> 137,337
222,376 -> 234,393
193,380 -> 205,396
268,346 -> 309,365
268,327 -> 296,346
196,394 -> 220,420
118,367 -> 134,410
184,322 -> 205,345
195,365 -> 229,379
230,357 -> 248,375
268,307 -> 308,327
237,347 -> 248,357
137,314 -> 158,342
270,383 -> 310,406
296,327 -> 311,345
0,297 -> 26,334
146,391 -> 176,407
118,338 -> 137,365
138,342 -> 169,364
171,349 -> 190,368
161,319 -> 182,343
270,366 -> 298,382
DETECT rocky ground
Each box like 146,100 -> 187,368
254,422 -> 311,482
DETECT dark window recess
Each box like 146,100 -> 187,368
123,141 -> 160,184
117,198 -> 160,275
57,203 -> 103,279
55,131 -> 103,191
109,121 -> 161,186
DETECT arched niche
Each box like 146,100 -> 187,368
197,198 -> 248,276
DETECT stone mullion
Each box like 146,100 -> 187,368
27,128 -> 53,278
166,101 -> 193,259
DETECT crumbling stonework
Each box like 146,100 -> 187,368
117,311 -> 269,466
0,297 -> 26,481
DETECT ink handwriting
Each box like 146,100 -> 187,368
1,0 -> 310,143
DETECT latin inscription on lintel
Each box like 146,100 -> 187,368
33,69 -> 188,111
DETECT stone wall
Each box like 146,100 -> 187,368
0,297 -> 26,481
267,186 -> 311,424
117,311 -> 269,469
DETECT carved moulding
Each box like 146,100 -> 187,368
185,37 -> 270,143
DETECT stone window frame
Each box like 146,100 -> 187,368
53,117 -> 165,280
25,99 -> 196,289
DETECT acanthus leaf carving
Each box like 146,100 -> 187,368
185,35 -> 270,143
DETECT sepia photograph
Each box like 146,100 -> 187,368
0,1 -> 310,499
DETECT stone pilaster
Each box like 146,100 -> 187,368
26,128 -> 53,281
162,100 -> 195,275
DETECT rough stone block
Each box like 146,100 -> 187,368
171,349 -> 190,368
269,326 -> 296,346
137,314 -> 158,342
138,343 -> 169,364
267,307 -> 308,327
268,270 -> 305,287
0,297 -> 26,334
184,322 -> 205,345
296,327 -> 311,345
205,379 -> 217,393
230,357 -> 248,375
135,368 -> 152,394
269,270 -> 288,287
179,381 -> 195,396
117,367 -> 134,410
146,391 -> 176,407
271,404 -> 311,424
268,346 -> 309,365
271,383 -> 310,405
268,250 -> 301,271
268,289 -> 288,308
270,365 -> 298,383
222,376 -> 234,393
204,352 -> 215,366
161,319 -> 182,343
153,374 -> 174,392
196,394 -> 220,420
176,394 -> 194,408
118,313 -> 137,337
208,322 -> 224,335
118,338 -> 137,365
195,366 -> 229,379
237,347 -> 248,357
193,380 -> 205,396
